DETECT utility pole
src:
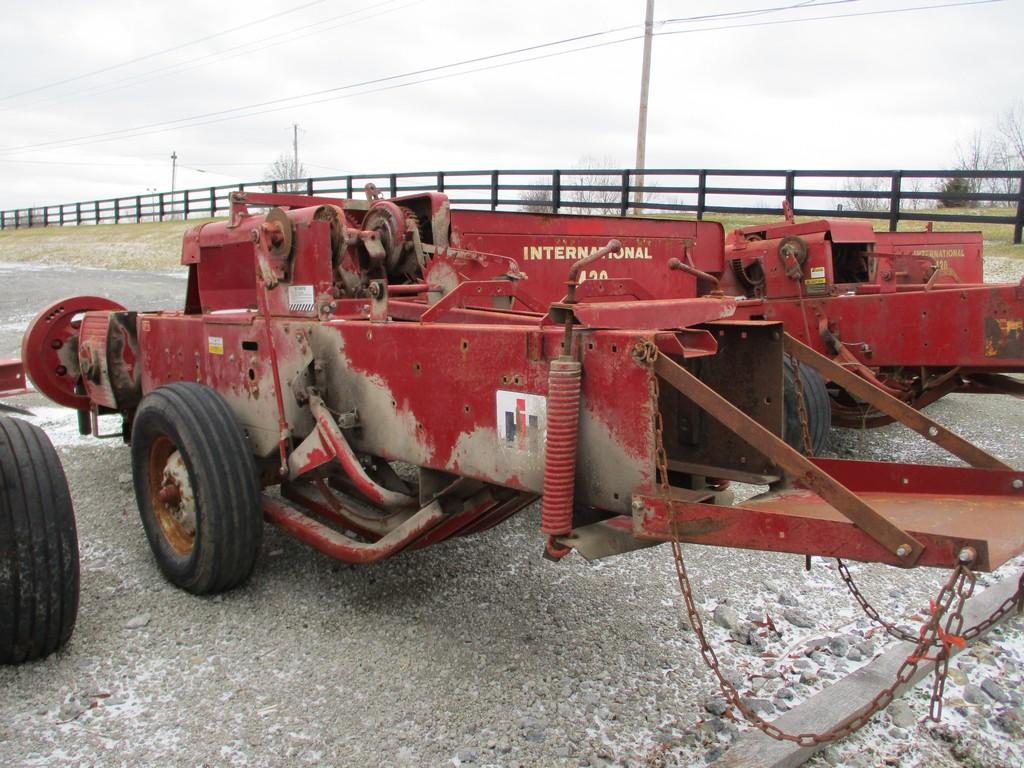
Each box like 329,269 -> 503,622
292,123 -> 299,178
633,0 -> 654,210
170,150 -> 178,220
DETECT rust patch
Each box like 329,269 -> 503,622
984,317 -> 1024,359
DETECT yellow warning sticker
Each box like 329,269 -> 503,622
208,336 -> 224,355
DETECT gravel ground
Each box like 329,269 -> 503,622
0,258 -> 1022,767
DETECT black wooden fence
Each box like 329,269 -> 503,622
2,168 -> 1022,243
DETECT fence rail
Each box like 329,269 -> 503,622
2,168 -> 1022,243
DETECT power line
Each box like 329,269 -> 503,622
0,0 -> 329,103
0,0 -> 1002,156
1,0 -> 419,115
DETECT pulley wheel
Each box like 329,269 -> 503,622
363,201 -> 407,271
21,296 -> 124,409
265,207 -> 294,260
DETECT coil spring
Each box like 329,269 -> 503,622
540,357 -> 582,536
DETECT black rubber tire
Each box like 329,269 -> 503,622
783,358 -> 831,455
131,383 -> 262,595
0,416 -> 79,665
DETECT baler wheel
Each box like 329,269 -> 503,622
131,383 -> 262,595
783,357 -> 830,455
0,416 -> 79,664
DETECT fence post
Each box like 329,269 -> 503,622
1014,173 -> 1024,245
113,198 -> 120,224
158,193 -> 165,222
12,210 -> 18,229
0,211 -> 5,230
346,176 -> 353,198
888,171 -> 902,232
697,170 -> 708,221
209,187 -> 216,217
94,200 -> 100,224
271,180 -> 279,194
306,178 -> 314,196
619,171 -> 630,216
552,170 -> 561,213
136,196 -> 142,223
43,206 -> 49,227
183,190 -> 190,220
437,171 -> 445,193
491,171 -> 499,211
785,170 -> 796,210
76,202 -> 82,225
389,173 -> 397,198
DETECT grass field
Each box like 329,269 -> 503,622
0,208 -> 1019,270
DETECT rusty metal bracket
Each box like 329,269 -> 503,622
783,334 -> 1011,471
368,279 -> 388,323
652,351 -> 925,563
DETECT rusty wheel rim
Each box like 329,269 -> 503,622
148,435 -> 197,556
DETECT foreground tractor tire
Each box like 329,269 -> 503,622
0,416 -> 79,665
783,358 -> 830,455
131,383 -> 262,595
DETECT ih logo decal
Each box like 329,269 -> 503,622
496,390 -> 546,453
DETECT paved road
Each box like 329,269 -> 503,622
0,262 -> 186,358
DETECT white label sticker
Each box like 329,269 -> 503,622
288,284 -> 315,313
810,266 -> 826,279
496,390 -> 546,452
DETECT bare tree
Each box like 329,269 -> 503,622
842,176 -> 887,212
996,99 -> 1024,169
952,129 -> 995,199
562,156 -> 621,215
264,152 -> 308,192
520,156 -> 621,215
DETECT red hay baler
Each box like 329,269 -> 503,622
444,205 -> 1024,453
8,190 -> 1024,738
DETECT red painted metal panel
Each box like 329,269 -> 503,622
0,359 -> 28,398
876,230 -> 984,283
450,209 -> 725,301
740,283 -> 1024,369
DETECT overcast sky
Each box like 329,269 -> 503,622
0,0 -> 1020,209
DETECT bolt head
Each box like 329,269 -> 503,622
631,499 -> 644,512
1013,479 -> 1023,490
896,544 -> 911,558
958,547 -> 975,564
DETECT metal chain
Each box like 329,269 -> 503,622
646,352 -> 983,743
789,353 -> 814,456
671,532 -> 975,743
837,559 -> 1024,649
926,565 -> 974,720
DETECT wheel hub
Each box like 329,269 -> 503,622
148,436 -> 197,555
160,451 -> 196,535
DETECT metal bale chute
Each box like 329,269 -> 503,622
8,189 -> 1023,746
